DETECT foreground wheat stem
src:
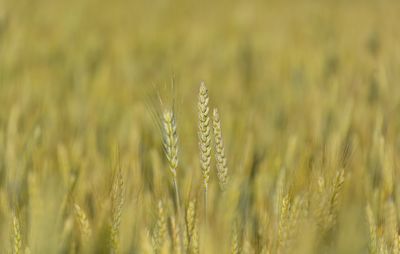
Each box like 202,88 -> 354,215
212,108 -> 228,191
198,82 -> 211,220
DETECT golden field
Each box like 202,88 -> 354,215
0,0 -> 400,253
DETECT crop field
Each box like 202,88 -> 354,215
1,0 -> 400,253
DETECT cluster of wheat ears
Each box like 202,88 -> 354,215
3,78 -> 400,254
3,79 -> 400,254
2,0 -> 400,253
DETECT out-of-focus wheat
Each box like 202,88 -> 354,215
152,200 -> 167,254
231,222 -> 240,254
367,204 -> 377,254
74,204 -> 91,243
110,169 -> 125,254
1,1 -> 400,253
170,216 -> 182,254
12,213 -> 22,254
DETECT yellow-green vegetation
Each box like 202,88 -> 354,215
1,0 -> 400,253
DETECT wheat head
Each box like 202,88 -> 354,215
212,108 -> 228,191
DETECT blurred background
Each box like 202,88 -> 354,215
1,0 -> 399,159
1,0 -> 400,253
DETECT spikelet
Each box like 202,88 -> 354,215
12,213 -> 22,254
152,200 -> 167,254
162,110 -> 179,178
198,82 -> 212,193
110,168 -> 125,254
212,108 -> 228,191
74,204 -> 91,242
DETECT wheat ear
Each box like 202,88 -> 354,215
74,204 -> 91,243
186,200 -> 196,242
170,216 -> 182,254
366,204 -> 377,254
162,110 -> 179,179
198,82 -> 211,218
185,200 -> 199,254
328,169 -> 344,228
152,200 -> 167,254
162,110 -> 181,211
110,168 -> 125,254
231,221 -> 240,254
162,109 -> 184,252
12,213 -> 22,254
393,233 -> 400,254
212,108 -> 228,191
277,194 -> 290,253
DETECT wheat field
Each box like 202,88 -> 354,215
1,0 -> 400,253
